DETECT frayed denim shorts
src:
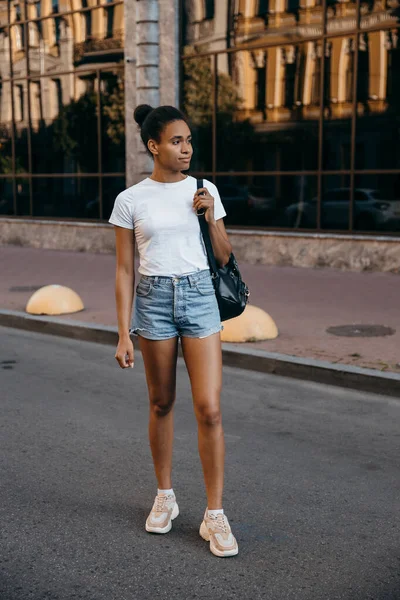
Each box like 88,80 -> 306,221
131,269 -> 223,341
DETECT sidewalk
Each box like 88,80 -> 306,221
1,245 -> 399,374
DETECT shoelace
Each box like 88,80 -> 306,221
154,494 -> 173,512
209,513 -> 228,534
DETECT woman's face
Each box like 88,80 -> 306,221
149,120 -> 193,171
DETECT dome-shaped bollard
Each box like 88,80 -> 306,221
221,305 -> 278,343
26,285 -> 84,316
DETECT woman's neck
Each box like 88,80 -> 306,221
149,166 -> 187,184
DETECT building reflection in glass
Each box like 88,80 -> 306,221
181,0 -> 400,234
1,0 -> 400,233
0,0 -> 125,219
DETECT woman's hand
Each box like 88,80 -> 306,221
193,187 -> 215,224
115,335 -> 134,369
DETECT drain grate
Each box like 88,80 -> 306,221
327,325 -> 396,338
9,285 -> 43,293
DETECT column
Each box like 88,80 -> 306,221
124,0 -> 179,185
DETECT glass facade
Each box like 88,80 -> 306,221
0,0 -> 125,220
181,0 -> 400,234
1,0 -> 400,236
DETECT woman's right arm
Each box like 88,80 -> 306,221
114,226 -> 135,369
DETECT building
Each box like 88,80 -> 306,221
0,0 -> 125,220
1,0 -> 400,266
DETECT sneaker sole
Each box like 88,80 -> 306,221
199,521 -> 239,557
145,502 -> 179,534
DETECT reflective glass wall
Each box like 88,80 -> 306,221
181,0 -> 400,234
0,0 -> 125,220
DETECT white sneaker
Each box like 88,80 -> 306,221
145,493 -> 179,534
199,511 -> 239,557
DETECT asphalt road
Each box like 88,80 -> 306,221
1,327 -> 399,600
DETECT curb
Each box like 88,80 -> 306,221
1,309 -> 399,398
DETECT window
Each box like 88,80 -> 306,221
82,10 -> 92,39
13,5 -> 25,49
52,0 -> 59,14
345,41 -> 355,103
15,4 -> 22,21
256,67 -> 266,111
54,79 -> 62,114
311,52 -> 321,105
54,17 -> 61,44
357,36 -> 369,104
294,49 -> 306,105
205,0 -> 215,20
33,1 -> 41,19
287,0 -> 299,12
105,6 -> 114,39
31,81 -> 43,123
257,0 -> 269,15
285,61 -> 296,108
16,85 -> 24,121
323,51 -> 331,105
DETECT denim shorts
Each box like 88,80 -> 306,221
131,269 -> 223,341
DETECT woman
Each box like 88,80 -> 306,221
109,104 -> 238,558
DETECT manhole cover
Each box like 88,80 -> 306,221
9,285 -> 43,292
327,325 -> 396,338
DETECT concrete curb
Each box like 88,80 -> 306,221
1,309 -> 399,398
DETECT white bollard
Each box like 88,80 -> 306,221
26,285 -> 84,316
221,305 -> 278,343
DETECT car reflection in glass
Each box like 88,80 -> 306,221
285,188 -> 400,232
247,186 -> 277,224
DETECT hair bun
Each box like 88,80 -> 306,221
134,104 -> 153,127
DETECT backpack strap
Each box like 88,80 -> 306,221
196,179 -> 219,277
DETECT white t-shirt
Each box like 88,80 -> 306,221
108,175 -> 227,276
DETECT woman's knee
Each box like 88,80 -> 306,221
196,403 -> 222,427
150,395 -> 175,417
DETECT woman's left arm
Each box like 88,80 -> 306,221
207,219 -> 232,267
193,187 -> 232,267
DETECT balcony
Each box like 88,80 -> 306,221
73,29 -> 124,65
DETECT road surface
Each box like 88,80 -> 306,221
1,327 -> 399,600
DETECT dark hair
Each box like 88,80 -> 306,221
133,104 -> 188,151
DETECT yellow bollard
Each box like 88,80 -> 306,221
221,305 -> 278,343
26,285 -> 84,316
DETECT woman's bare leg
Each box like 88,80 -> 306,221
138,336 -> 179,490
181,333 -> 224,509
